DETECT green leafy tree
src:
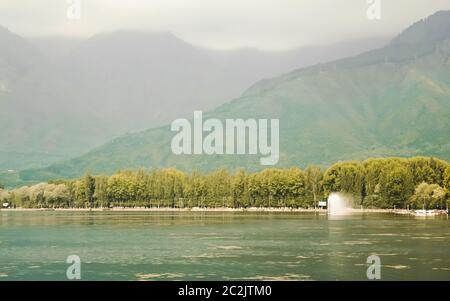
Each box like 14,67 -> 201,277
323,161 -> 364,204
231,169 -> 248,208
305,165 -> 323,208
84,173 -> 96,208
444,165 -> 450,192
379,162 -> 414,208
94,176 -> 109,208
409,182 -> 446,209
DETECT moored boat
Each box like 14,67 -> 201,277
413,209 -> 447,217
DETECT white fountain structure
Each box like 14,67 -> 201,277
327,193 -> 352,215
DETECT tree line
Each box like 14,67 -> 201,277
1,157 -> 449,210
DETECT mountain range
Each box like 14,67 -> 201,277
0,26 -> 388,172
3,11 -> 450,187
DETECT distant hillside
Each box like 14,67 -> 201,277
0,26 -> 388,172
9,11 -> 450,186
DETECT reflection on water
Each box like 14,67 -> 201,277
0,211 -> 449,280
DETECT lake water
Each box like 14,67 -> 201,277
0,211 -> 449,280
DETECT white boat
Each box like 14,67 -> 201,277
413,209 -> 442,217
414,210 -> 426,216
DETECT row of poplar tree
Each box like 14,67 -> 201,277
2,156 -> 449,209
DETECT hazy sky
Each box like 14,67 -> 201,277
1,0 -> 449,50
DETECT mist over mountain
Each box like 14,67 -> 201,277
0,27 -> 37,80
0,26 -> 389,171
10,11 -> 449,186
392,10 -> 450,45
